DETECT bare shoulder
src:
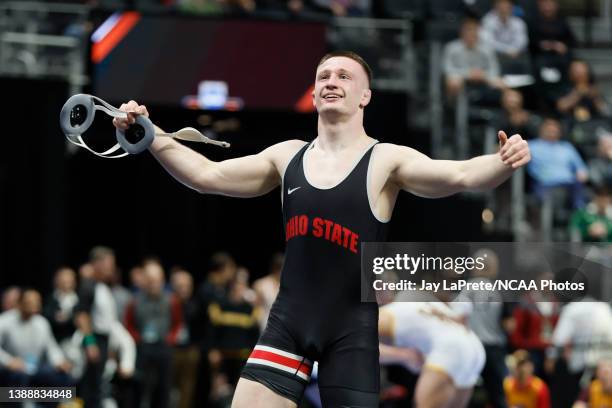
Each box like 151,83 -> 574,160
263,139 -> 308,158
262,139 -> 308,175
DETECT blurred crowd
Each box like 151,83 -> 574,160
1,246 -> 612,408
47,0 -> 373,17
439,0 -> 612,240
0,247 -> 284,408
443,0 -> 612,242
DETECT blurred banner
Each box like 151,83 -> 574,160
90,12 -> 327,111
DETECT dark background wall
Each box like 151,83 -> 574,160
0,77 -> 486,294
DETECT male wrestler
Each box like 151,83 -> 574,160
113,51 -> 530,407
379,299 -> 486,408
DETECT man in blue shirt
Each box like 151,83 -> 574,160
528,117 -> 587,208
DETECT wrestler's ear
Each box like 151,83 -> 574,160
360,89 -> 371,109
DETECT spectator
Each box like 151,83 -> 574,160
253,252 -> 284,331
589,132 -> 612,188
546,299 -> 612,406
105,320 -> 137,408
528,0 -> 575,58
74,246 -> 120,408
452,249 -> 513,408
557,60 -> 610,122
527,118 -> 588,209
207,267 -> 259,403
1,286 -> 20,313
443,17 -> 504,102
129,265 -> 145,293
68,318 -> 137,408
195,252 -> 236,404
79,262 -> 95,281
0,289 -> 73,388
109,268 -> 132,321
125,259 -> 182,408
480,0 -> 530,74
285,0 -> 306,14
197,252 -> 237,315
171,268 -> 202,408
504,349 -> 551,408
569,186 -> 612,242
573,359 -> 612,408
43,266 -> 79,344
528,0 -> 575,89
311,0 -> 370,17
499,89 -> 542,140
510,272 -> 560,377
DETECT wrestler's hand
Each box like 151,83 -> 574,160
112,100 -> 149,130
401,348 -> 424,373
498,131 -> 531,169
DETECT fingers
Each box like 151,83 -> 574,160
510,152 -> 531,169
499,136 -> 531,168
112,100 -> 149,130
498,130 -> 508,149
499,134 -> 524,159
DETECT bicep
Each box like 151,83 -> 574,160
391,146 -> 464,198
198,150 -> 280,198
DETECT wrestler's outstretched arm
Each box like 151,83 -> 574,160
379,343 -> 424,373
113,100 -> 303,198
385,131 -> 530,198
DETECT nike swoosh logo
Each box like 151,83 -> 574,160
288,187 -> 301,195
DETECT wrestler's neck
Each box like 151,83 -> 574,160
316,110 -> 370,152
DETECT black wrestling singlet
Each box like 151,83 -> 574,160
242,140 -> 388,405
279,140 -> 387,325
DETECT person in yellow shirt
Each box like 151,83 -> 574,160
504,349 -> 551,408
573,360 -> 612,408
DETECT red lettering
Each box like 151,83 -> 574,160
298,215 -> 308,235
312,217 -> 323,237
285,217 -> 292,241
286,215 -> 309,241
342,227 -> 352,248
291,215 -> 359,253
331,224 -> 342,245
350,232 -> 359,253
323,219 -> 334,240
290,217 -> 296,239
